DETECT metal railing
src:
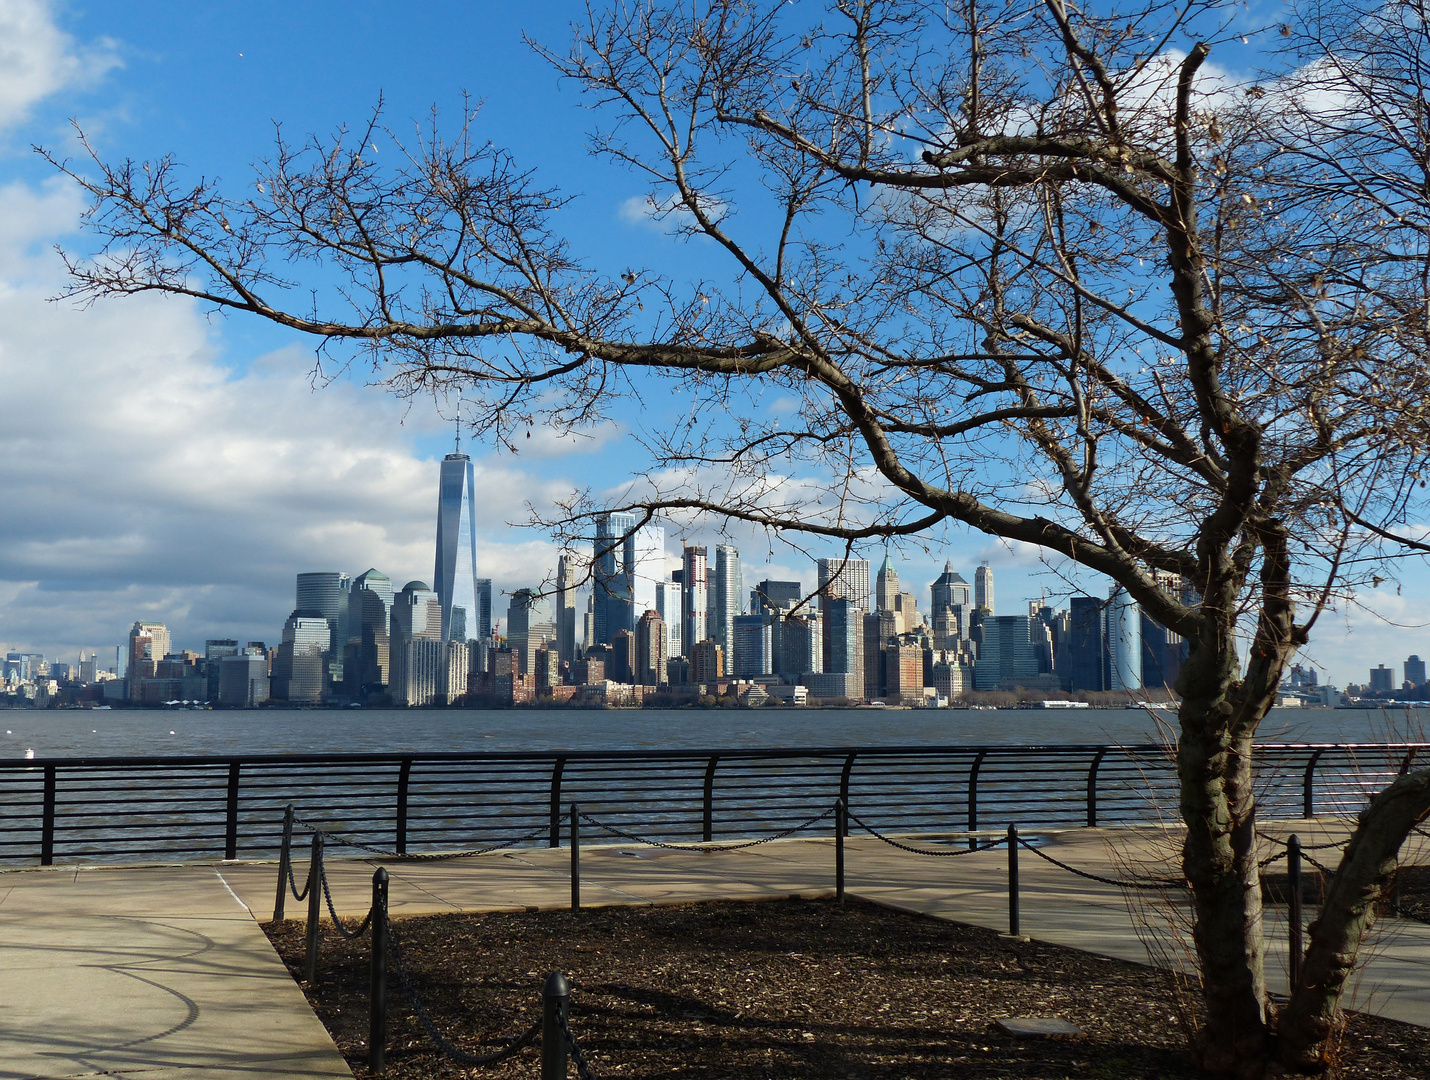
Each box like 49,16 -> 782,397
0,742 -> 1423,866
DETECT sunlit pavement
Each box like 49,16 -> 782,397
1,821 -> 1426,1079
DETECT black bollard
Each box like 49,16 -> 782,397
303,830 -> 323,983
1008,824 -> 1020,937
571,802 -> 581,912
273,803 -> 294,922
835,799 -> 846,905
369,867 -> 389,1074
541,970 -> 571,1080
1288,834 -> 1303,989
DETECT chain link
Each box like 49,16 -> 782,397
577,807 -> 834,852
844,810 -> 1006,856
1257,850 -> 1288,869
558,1005 -> 598,1080
317,859 -> 372,939
1016,837 -> 1185,891
287,849 -> 311,901
1262,834 -> 1349,852
381,908 -> 542,1067
293,816 -> 552,860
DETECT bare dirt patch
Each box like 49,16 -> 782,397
265,897 -> 1429,1079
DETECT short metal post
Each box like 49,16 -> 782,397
541,970 -> 571,1080
835,799 -> 846,905
1288,834 -> 1303,989
369,867 -> 389,1073
1008,824 -> 1020,937
570,802 -> 581,912
273,804 -> 294,922
303,831 -> 323,983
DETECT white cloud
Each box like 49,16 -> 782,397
618,191 -> 727,233
0,0 -> 119,133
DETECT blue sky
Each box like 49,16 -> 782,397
0,0 -> 1425,687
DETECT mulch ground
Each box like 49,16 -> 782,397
265,895 -> 1430,1080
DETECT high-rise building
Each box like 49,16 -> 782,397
433,453 -> 480,642
1065,596 -> 1105,692
1406,655 -> 1427,689
732,613 -> 773,678
817,556 -> 871,612
271,611 -> 331,704
1105,587 -> 1142,692
556,556 -> 577,666
690,639 -> 723,684
609,629 -> 635,683
635,608 -> 667,686
1369,664 -> 1395,693
296,571 -> 349,691
875,553 -> 900,612
347,569 -> 394,699
973,615 -> 1041,690
752,579 -> 803,613
823,597 -> 863,679
779,613 -> 823,678
126,622 -> 170,700
930,562 -> 971,614
1141,611 -> 1185,693
711,544 -> 742,665
476,579 -> 493,640
655,578 -> 681,658
681,545 -> 708,658
593,513 -> 666,646
390,581 -> 443,703
507,588 -> 554,677
974,563 -> 994,613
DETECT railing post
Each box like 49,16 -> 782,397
368,867 -> 389,1074
225,762 -> 241,860
273,803 -> 295,922
702,755 -> 719,843
1007,824 -> 1020,937
303,831 -> 323,984
1302,749 -> 1325,819
40,764 -> 56,866
967,751 -> 987,849
1086,748 -> 1108,828
541,970 -> 571,1080
570,802 -> 580,912
395,759 -> 412,856
549,757 -> 567,848
835,799 -> 846,905
1287,835 -> 1303,990
839,752 -> 856,814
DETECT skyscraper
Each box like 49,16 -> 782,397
817,557 -> 871,612
681,545 -> 708,656
347,569 -> 394,699
1105,586 -> 1142,692
635,608 -> 667,686
296,571 -> 349,690
973,615 -> 1040,690
711,544 -> 742,666
1066,596 -> 1106,692
593,513 -> 666,646
476,579 -> 492,640
556,556 -> 577,666
272,611 -> 330,704
433,453 -> 480,642
875,553 -> 899,611
930,561 -> 971,614
974,563 -> 994,613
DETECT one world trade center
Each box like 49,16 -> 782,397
433,452 -> 480,642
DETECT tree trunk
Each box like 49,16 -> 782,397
1277,768 -> 1430,1073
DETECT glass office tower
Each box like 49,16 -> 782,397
433,453 -> 480,642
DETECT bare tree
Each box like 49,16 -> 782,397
43,0 -> 1430,1072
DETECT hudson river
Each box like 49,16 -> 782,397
0,706 -> 1424,758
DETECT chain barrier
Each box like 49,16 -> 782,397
1257,850 -> 1288,869
1262,835 -> 1348,852
844,810 -> 1006,857
292,815 -> 552,861
577,806 -> 835,852
558,1005 -> 599,1080
1016,837 -> 1185,891
317,860 -> 372,940
1300,851 -> 1338,878
287,849 -> 311,901
380,907 -> 542,1067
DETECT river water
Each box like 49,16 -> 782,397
0,706 -> 1424,759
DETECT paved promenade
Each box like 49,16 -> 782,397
2,821 -> 1427,1079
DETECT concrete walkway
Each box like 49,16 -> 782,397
2,821 -> 1427,1079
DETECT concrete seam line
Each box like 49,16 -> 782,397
214,868 -> 253,916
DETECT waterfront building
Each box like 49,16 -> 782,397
218,652 -> 269,707
1105,587 -> 1142,692
556,556 -> 577,666
1405,655 -> 1426,689
391,581 -> 443,704
681,545 -> 709,659
1141,611 -> 1186,693
635,608 -> 667,686
974,563 -> 994,613
609,629 -> 635,683
296,571 -> 349,691
823,597 -> 864,686
932,659 -> 975,700
732,613 -> 773,678
973,615 -> 1040,690
271,611 -> 330,703
126,622 -> 170,698
1370,664 -> 1395,693
690,639 -> 724,684
885,642 -> 925,704
711,544 -> 742,667
817,556 -> 871,612
347,569 -> 394,699
655,578 -> 681,659
780,613 -> 823,678
1065,596 -> 1105,692
433,453 -> 480,642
